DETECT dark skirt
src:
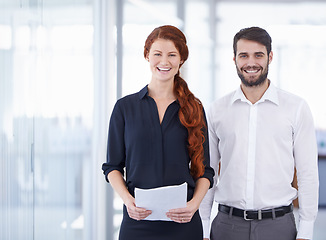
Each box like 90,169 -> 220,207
119,205 -> 203,240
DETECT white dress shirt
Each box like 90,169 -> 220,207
200,83 -> 319,239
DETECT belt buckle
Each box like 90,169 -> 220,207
243,210 -> 252,221
244,210 -> 262,220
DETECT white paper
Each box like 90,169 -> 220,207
135,182 -> 187,221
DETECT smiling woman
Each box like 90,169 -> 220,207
102,25 -> 214,240
146,39 -> 182,85
143,25 -> 207,180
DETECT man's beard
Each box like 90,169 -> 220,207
237,65 -> 269,87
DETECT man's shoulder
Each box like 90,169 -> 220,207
275,87 -> 307,105
211,91 -> 236,107
207,91 -> 236,119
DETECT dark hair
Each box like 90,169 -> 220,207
144,25 -> 206,179
233,27 -> 272,56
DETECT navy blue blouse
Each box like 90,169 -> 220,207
102,86 -> 214,201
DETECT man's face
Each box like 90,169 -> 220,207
234,39 -> 273,87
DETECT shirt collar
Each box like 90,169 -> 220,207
231,81 -> 279,105
138,85 -> 180,104
138,85 -> 149,99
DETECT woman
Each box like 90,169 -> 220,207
102,25 -> 214,240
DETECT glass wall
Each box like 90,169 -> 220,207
1,2 -> 40,239
0,0 -> 114,239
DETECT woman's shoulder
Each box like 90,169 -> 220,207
116,86 -> 148,105
117,92 -> 138,104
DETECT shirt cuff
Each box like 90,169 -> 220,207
202,219 -> 210,239
297,219 -> 315,239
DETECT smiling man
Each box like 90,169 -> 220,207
235,39 -> 271,88
200,27 -> 319,240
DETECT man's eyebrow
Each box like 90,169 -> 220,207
237,51 -> 265,56
237,52 -> 248,56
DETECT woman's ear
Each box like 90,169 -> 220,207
144,52 -> 149,61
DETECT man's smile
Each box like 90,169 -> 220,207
243,67 -> 261,74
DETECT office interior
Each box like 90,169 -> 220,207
1,0 -> 326,239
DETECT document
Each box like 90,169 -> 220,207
135,182 -> 187,221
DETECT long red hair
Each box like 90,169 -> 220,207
144,25 -> 206,179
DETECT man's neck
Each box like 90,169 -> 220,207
240,79 -> 270,104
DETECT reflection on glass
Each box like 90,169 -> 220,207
1,2 -> 94,240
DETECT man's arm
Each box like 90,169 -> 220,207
199,108 -> 220,239
293,100 -> 319,239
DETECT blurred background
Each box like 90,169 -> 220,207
1,0 -> 326,239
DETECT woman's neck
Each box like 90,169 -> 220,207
148,80 -> 176,100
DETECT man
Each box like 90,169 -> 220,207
200,27 -> 319,240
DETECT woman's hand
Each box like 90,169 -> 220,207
166,200 -> 198,223
167,178 -> 211,223
108,171 -> 152,221
124,197 -> 152,221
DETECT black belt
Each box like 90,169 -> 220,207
218,204 -> 293,220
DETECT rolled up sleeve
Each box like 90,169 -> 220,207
102,101 -> 126,182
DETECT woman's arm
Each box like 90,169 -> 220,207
108,170 -> 152,220
166,178 -> 210,223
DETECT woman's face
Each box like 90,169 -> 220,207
146,38 -> 182,84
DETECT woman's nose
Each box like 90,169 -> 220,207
160,55 -> 169,65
